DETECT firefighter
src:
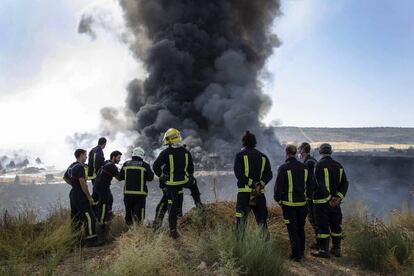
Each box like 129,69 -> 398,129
88,137 -> 107,204
234,131 -> 273,233
298,142 -> 318,249
95,151 -> 122,229
274,144 -> 310,262
63,149 -> 103,247
311,143 -> 349,258
153,128 -> 195,239
153,178 -> 184,230
118,147 -> 154,225
153,176 -> 201,230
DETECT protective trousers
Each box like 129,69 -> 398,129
282,205 -> 307,258
314,203 -> 343,250
70,189 -> 97,240
124,195 -> 146,225
97,188 -> 113,224
235,192 -> 268,232
307,201 -> 318,238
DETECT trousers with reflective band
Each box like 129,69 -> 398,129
282,205 -> 307,258
235,192 -> 268,231
69,189 -> 97,239
314,202 -> 343,240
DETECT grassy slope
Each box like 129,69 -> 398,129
2,202 -> 414,275
275,127 -> 414,145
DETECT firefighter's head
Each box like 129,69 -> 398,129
163,128 -> 182,145
98,137 -> 107,149
132,147 -> 146,159
74,149 -> 87,163
242,131 -> 257,148
285,144 -> 297,159
110,150 -> 122,164
298,142 -> 311,160
319,143 -> 333,156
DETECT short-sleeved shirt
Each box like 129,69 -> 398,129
64,162 -> 86,190
95,160 -> 119,190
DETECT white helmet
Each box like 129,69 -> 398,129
132,147 -> 145,159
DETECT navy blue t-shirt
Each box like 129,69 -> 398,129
95,160 -> 119,190
64,162 -> 86,190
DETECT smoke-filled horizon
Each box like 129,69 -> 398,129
110,0 -> 283,162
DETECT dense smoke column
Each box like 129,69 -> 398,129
120,0 -> 281,163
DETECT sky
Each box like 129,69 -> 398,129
0,0 -> 413,166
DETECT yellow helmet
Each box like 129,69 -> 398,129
163,128 -> 182,145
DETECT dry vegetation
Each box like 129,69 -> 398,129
2,201 -> 414,275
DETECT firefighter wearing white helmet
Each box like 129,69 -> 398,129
153,128 -> 202,239
118,147 -> 154,225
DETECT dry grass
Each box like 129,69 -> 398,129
0,207 -> 79,275
5,201 -> 414,275
345,204 -> 414,273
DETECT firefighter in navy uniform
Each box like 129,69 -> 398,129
234,131 -> 273,233
153,176 -> 202,230
118,147 -> 154,225
274,145 -> 310,262
63,149 -> 103,247
153,178 -> 183,230
311,143 -> 349,258
88,137 -> 107,205
298,142 -> 318,249
95,151 -> 122,229
153,128 -> 196,239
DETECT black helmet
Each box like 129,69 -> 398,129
319,143 -> 332,155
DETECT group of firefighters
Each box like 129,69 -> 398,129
63,128 -> 348,261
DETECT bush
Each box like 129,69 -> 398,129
110,231 -> 166,276
195,225 -> 287,276
88,226 -> 168,276
346,208 -> 414,272
0,207 -> 78,274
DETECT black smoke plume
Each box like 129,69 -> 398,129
80,0 -> 283,165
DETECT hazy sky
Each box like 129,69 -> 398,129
0,0 -> 413,165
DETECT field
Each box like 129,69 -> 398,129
275,127 -> 414,152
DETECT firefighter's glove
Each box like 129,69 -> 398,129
159,175 -> 167,189
330,197 -> 341,207
88,197 -> 98,206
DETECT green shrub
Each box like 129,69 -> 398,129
196,225 -> 286,276
347,211 -> 414,272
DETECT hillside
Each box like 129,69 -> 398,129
3,201 -> 414,275
275,127 -> 414,152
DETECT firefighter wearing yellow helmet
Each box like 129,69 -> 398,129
163,128 -> 182,145
153,128 -> 202,239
